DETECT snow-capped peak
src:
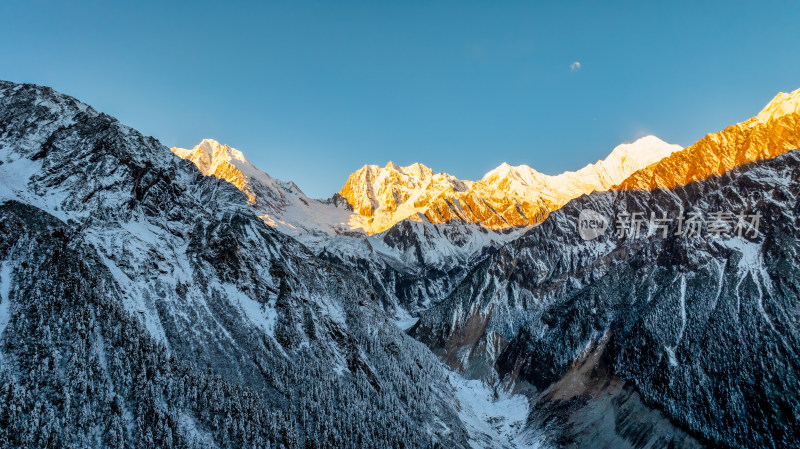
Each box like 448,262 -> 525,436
172,139 -> 371,238
618,87 -> 800,191
334,135 -> 681,232
592,135 -> 684,182
755,87 -> 800,125
174,134 -> 681,237
338,161 -> 469,230
478,135 -> 682,209
482,162 -> 544,181
173,138 -> 267,183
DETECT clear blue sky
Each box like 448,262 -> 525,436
2,1 -> 800,198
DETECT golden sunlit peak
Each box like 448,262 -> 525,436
754,87 -> 800,125
381,161 -> 434,175
618,87 -> 800,191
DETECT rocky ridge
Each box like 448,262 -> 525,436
620,88 -> 800,191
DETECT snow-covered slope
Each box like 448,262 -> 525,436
0,80 -> 541,448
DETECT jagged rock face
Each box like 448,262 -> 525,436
0,81 -> 483,448
619,88 -> 800,191
318,219 -> 513,317
337,161 -> 547,230
338,136 -> 680,232
412,149 -> 800,448
172,139 -> 260,202
171,139 -> 521,319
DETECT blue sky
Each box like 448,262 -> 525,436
2,1 -> 800,198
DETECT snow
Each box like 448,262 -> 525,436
715,238 -> 778,327
393,308 -> 420,331
480,135 -> 683,208
0,261 -> 11,340
719,238 -> 776,330
83,223 -> 174,347
665,347 -> 678,367
179,413 -> 217,448
754,87 -> 800,125
171,139 -> 374,238
0,136 -> 97,223
449,372 -> 543,449
721,238 -> 763,274
0,152 -> 42,204
710,260 -> 726,312
677,275 -> 687,345
665,275 -> 687,368
222,283 -> 278,336
314,292 -> 346,326
332,363 -> 347,375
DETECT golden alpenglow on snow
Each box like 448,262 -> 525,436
619,88 -> 800,191
175,135 -> 683,234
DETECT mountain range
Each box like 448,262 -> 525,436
169,134 -> 683,322
1,79 -> 799,448
171,134 -> 682,236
